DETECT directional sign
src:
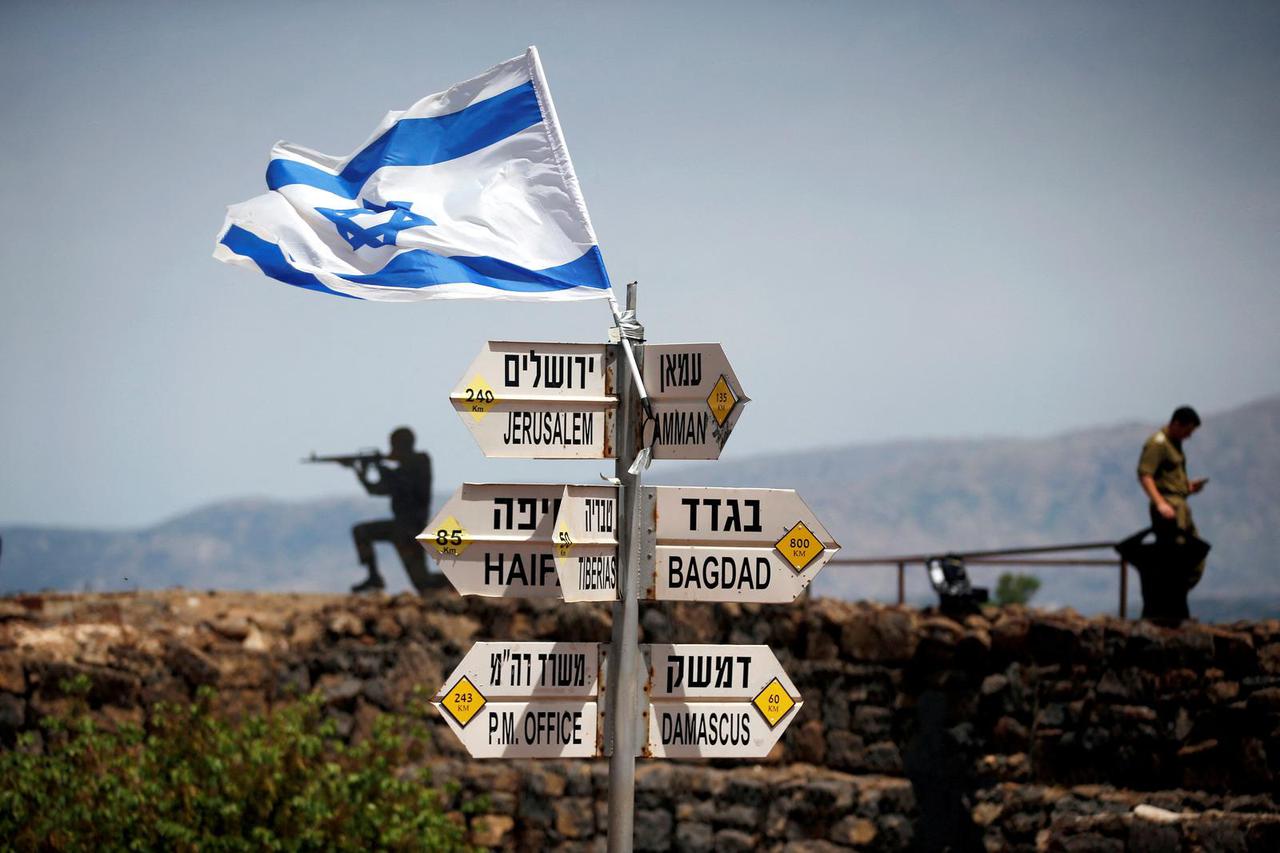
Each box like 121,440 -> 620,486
551,485 -> 840,604
450,341 -> 616,459
433,642 -> 801,760
433,641 -> 601,759
419,483 -> 615,598
643,344 -> 749,460
644,486 -> 840,603
552,484 -> 621,602
644,644 -> 803,758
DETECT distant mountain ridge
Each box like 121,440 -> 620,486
657,394 -> 1280,617
4,395 -> 1278,617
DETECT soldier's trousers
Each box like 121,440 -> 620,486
353,518 -> 430,592
1149,498 -> 1205,591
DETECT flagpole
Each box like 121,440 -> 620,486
608,286 -> 652,405
605,281 -> 643,853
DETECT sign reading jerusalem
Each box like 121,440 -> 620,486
643,344 -> 748,460
450,341 -> 616,459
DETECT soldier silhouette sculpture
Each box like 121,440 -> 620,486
307,427 -> 436,594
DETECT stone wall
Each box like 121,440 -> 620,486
2,590 -> 1278,850
430,761 -> 914,852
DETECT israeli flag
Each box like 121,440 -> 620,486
214,47 -> 611,301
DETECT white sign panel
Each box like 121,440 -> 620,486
645,644 -> 802,759
645,486 -> 840,603
440,700 -> 599,759
552,484 -> 621,602
437,641 -> 601,698
433,642 -> 802,760
645,644 -> 795,700
451,341 -> 616,459
643,343 -> 748,460
419,483 -> 612,598
433,641 -> 601,759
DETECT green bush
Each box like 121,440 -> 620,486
994,572 -> 1042,606
0,675 -> 474,852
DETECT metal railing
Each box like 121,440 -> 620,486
826,540 -> 1132,617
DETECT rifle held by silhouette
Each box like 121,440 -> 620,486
302,449 -> 384,468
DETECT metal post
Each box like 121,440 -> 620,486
606,282 -> 643,853
897,561 -> 905,606
1119,559 -> 1128,619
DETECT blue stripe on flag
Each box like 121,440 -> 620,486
220,226 -> 360,299
266,81 -> 543,200
336,245 -> 609,293
220,226 -> 610,296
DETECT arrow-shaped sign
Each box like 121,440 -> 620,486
448,341 -> 749,462
643,344 -> 749,460
432,641 -> 601,759
647,486 -> 840,603
553,484 -> 622,602
433,642 -> 803,760
450,341 -> 616,459
553,486 -> 840,603
644,643 -> 802,759
418,483 -> 616,598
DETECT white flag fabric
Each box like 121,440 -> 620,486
214,47 -> 611,301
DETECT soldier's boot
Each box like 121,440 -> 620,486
351,574 -> 385,593
352,525 -> 386,592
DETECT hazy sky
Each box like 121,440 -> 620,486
2,1 -> 1277,527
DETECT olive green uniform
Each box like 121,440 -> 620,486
1137,429 -> 1204,588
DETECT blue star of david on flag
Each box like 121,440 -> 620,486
214,47 -> 611,302
316,199 -> 434,251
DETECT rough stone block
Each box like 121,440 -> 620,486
825,730 -> 866,772
852,705 -> 893,741
553,797 -> 595,840
0,660 -> 25,694
791,718 -> 826,765
635,808 -> 674,851
0,692 -> 26,732
829,815 -> 877,846
712,828 -> 756,853
471,814 -> 515,847
675,821 -> 713,853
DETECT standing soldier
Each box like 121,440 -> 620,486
1136,406 -> 1208,619
351,427 -> 435,593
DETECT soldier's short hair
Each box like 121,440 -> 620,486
1171,406 -> 1201,427
390,426 -> 415,448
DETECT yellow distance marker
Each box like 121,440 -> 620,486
430,516 -> 472,558
705,374 -> 737,426
463,375 -> 498,421
752,677 -> 796,728
774,520 -> 824,572
440,676 -> 487,727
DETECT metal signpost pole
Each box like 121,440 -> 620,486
606,282 -> 643,853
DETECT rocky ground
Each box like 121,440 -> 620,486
2,589 -> 1279,850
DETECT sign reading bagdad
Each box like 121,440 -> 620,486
648,486 -> 839,602
433,642 -> 803,759
451,341 -> 616,459
553,485 -> 840,603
